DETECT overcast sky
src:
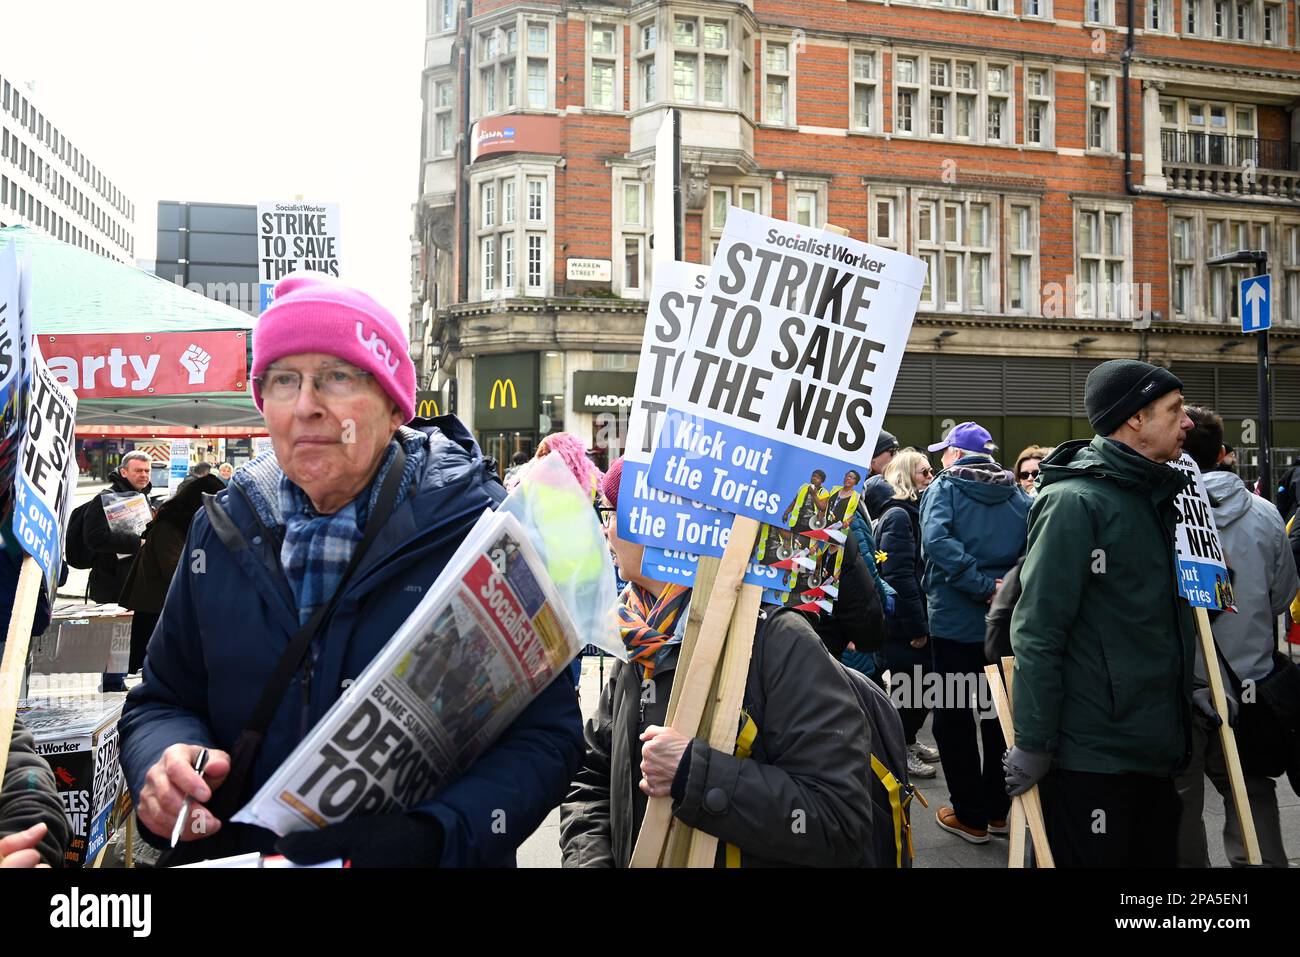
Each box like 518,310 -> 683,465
0,0 -> 425,324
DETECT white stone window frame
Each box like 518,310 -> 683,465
892,50 -> 1015,147
1021,0 -> 1054,19
867,186 -> 906,250
1084,0 -> 1116,25
666,12 -> 735,109
1086,71 -> 1117,154
1203,213 -> 1274,322
470,160 -> 557,300
433,0 -> 456,35
1283,222 -> 1300,325
1073,200 -> 1133,320
1147,0 -> 1174,31
892,0 -> 1016,15
849,47 -> 882,133
1261,1 -> 1286,43
1023,64 -> 1055,149
1003,197 -> 1041,316
472,14 -> 557,120
911,188 -> 1001,314
612,165 -> 654,298
635,14 -> 660,109
586,20 -> 625,112
761,36 -> 796,128
1169,211 -> 1198,321
787,178 -> 829,229
431,76 -> 456,157
705,181 -> 769,261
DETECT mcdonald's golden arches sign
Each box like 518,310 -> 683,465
474,354 -> 537,429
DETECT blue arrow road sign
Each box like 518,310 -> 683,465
1241,275 -> 1271,333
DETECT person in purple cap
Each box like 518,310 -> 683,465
920,421 -> 1029,844
118,273 -> 583,867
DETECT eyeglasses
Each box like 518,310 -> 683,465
254,366 -> 374,402
919,468 -> 934,477
1017,470 -> 1040,481
595,504 -> 616,527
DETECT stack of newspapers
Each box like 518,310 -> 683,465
233,507 -> 581,836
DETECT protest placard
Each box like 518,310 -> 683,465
1170,454 -> 1235,610
12,340 -> 79,600
1168,454 -> 1259,862
168,438 -> 190,495
0,243 -> 24,535
646,209 -> 925,527
257,200 -> 341,311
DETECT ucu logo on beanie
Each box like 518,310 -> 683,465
356,321 -> 400,373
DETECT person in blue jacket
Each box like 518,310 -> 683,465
117,274 -> 584,867
920,421 -> 1029,845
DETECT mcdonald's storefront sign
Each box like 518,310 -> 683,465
475,354 -> 537,429
414,392 -> 441,418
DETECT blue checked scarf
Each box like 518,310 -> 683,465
278,436 -> 425,623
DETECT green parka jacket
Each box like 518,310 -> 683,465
1010,435 -> 1196,776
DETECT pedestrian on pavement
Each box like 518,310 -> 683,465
119,473 -> 226,677
217,462 -> 234,483
871,430 -> 899,477
82,449 -> 153,691
559,458 -> 874,867
1175,405 -> 1297,867
1007,359 -> 1196,868
921,421 -> 1029,844
1014,445 -> 1052,498
118,273 -> 583,867
867,449 -> 939,779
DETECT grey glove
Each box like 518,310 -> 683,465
1192,686 -> 1238,729
1003,746 -> 1052,797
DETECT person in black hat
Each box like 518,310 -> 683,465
1006,359 -> 1197,867
871,430 -> 899,477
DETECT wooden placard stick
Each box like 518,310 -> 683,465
1193,606 -> 1261,865
984,663 -> 1054,867
673,582 -> 762,868
629,515 -> 762,867
0,557 -> 43,804
1000,656 -> 1027,869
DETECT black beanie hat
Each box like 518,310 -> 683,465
1085,359 -> 1183,435
874,429 -> 899,458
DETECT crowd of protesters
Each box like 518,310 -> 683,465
2,268 -> 1297,869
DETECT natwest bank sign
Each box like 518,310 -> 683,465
40,331 -> 249,398
470,115 -> 561,163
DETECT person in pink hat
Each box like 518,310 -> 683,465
118,273 -> 583,868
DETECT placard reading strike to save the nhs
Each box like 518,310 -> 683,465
647,209 -> 926,526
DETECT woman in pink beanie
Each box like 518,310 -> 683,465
120,272 -> 584,869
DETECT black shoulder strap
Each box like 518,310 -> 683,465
208,446 -> 408,820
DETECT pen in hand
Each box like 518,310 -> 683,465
170,748 -> 210,848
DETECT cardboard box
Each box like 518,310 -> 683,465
19,694 -> 127,868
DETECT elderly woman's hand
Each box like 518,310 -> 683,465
638,725 -> 691,798
0,823 -> 52,868
137,744 -> 231,842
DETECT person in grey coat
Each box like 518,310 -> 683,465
1176,406 -> 1298,867
559,460 -> 873,867
1,720 -> 71,867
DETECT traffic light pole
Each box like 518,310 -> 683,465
1257,254 -> 1273,502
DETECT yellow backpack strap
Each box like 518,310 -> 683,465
872,754 -> 906,869
726,710 -> 759,867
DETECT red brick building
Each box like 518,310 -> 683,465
411,0 -> 1300,472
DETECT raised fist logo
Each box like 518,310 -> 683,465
179,344 -> 211,385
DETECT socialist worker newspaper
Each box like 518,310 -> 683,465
234,508 -> 580,835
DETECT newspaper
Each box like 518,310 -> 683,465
101,491 -> 150,538
233,508 -> 581,836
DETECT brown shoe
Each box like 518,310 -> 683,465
987,819 -> 1009,836
936,806 -> 989,844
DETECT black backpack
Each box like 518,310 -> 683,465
740,609 -> 918,868
64,499 -> 98,570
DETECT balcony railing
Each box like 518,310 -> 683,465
1161,131 -> 1300,199
1161,130 -> 1297,171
